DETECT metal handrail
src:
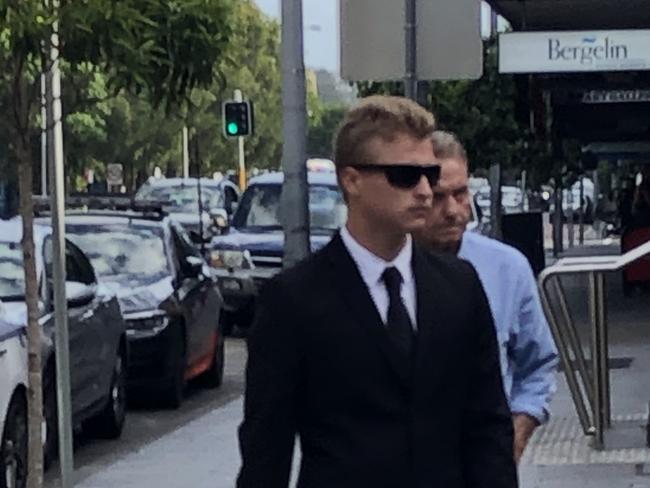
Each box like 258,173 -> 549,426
538,240 -> 650,449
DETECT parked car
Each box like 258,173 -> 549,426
134,177 -> 240,244
0,314 -> 28,488
0,219 -> 128,467
61,207 -> 225,408
209,171 -> 346,332
474,185 -> 524,219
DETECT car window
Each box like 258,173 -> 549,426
232,183 -> 347,234
65,242 -> 96,285
170,223 -> 202,278
67,223 -> 170,286
136,183 -> 223,213
0,241 -> 25,300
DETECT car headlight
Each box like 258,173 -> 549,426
127,315 -> 169,334
210,249 -> 253,269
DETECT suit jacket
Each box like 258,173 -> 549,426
237,234 -> 517,488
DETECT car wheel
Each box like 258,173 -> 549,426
85,350 -> 127,439
43,367 -> 58,469
0,393 -> 28,488
201,332 -> 225,389
161,324 -> 186,409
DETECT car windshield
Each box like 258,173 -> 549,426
135,183 -> 223,213
0,242 -> 25,300
67,223 -> 170,285
232,183 -> 347,234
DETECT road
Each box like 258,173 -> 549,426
44,339 -> 248,488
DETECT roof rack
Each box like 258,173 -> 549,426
33,193 -> 167,218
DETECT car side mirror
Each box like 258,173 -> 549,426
185,256 -> 204,277
210,208 -> 230,232
66,281 -> 95,308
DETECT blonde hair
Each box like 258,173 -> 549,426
334,96 -> 436,169
431,130 -> 468,164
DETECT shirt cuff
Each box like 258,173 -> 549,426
510,403 -> 550,425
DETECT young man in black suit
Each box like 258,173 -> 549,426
237,96 -> 518,488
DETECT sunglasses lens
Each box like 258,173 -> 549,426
424,165 -> 441,187
385,166 -> 422,188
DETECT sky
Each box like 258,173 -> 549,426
253,1 -> 499,75
254,0 -> 339,72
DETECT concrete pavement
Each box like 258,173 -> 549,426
76,397 -> 244,488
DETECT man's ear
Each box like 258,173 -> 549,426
338,166 -> 360,200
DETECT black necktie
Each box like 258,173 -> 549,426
382,267 -> 414,355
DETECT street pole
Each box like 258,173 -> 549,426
578,175 -> 585,245
281,0 -> 310,268
45,8 -> 74,488
182,126 -> 190,178
489,162 -> 502,240
234,89 -> 247,190
404,0 -> 418,100
41,75 -> 47,196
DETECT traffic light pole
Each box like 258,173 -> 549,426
281,0 -> 310,268
404,0 -> 418,101
234,89 -> 247,190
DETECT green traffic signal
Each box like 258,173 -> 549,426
223,100 -> 254,138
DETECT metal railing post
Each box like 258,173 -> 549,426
537,240 -> 650,448
596,272 -> 611,427
540,276 -> 593,435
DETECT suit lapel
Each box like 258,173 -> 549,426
325,234 -> 411,386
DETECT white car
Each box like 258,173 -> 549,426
0,315 -> 28,488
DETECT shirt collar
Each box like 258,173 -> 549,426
340,226 -> 413,288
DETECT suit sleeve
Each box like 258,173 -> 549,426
462,265 -> 518,487
237,279 -> 301,488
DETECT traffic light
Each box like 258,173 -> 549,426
222,100 -> 254,137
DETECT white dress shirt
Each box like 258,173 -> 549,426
340,226 -> 417,329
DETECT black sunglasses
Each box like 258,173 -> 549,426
350,163 -> 441,189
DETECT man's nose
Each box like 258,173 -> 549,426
414,175 -> 433,199
443,196 -> 462,217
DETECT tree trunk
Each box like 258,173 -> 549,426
17,121 -> 44,488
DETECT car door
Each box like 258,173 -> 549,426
169,223 -> 218,370
62,241 -> 108,413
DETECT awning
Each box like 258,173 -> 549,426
487,0 -> 650,31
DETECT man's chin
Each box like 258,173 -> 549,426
424,229 -> 464,253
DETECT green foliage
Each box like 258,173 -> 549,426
307,104 -> 347,159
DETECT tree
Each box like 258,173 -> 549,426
0,1 -> 233,486
307,104 -> 347,159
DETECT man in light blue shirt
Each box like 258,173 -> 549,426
414,131 -> 558,462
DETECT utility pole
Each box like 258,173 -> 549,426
45,8 -> 74,488
40,75 -> 47,196
280,0 -> 310,268
404,0 -> 418,100
182,126 -> 190,178
234,89 -> 247,190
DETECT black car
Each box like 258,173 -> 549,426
63,209 -> 225,408
134,177 -> 241,244
0,218 -> 128,468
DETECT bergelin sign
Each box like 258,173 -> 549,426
499,30 -> 650,73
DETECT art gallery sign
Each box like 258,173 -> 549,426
499,30 -> 650,73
